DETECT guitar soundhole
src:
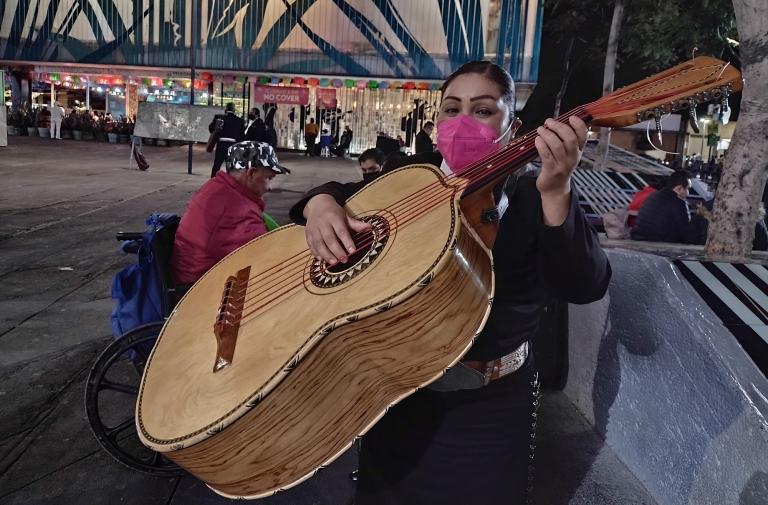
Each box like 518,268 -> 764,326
309,214 -> 390,288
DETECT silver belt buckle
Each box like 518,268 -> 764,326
493,341 -> 529,381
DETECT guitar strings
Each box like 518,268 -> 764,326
228,107 -> 594,325
228,68 -> 729,322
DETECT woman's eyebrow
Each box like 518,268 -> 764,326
470,95 -> 496,102
442,94 -> 497,102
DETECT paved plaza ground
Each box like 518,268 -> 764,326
0,137 -> 656,504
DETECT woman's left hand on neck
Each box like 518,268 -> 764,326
534,116 -> 588,226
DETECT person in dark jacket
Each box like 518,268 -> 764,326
631,170 -> 700,244
209,103 -> 244,178
414,121 -> 434,154
289,61 -> 610,505
357,148 -> 385,183
244,108 -> 267,143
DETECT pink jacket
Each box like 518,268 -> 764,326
172,172 -> 267,284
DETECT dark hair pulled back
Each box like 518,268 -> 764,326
440,61 -> 516,113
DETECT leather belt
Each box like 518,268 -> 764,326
461,341 -> 529,385
219,137 -> 236,143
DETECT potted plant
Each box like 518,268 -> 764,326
117,120 -> 132,144
61,112 -> 73,139
26,107 -> 38,137
6,107 -> 22,136
70,111 -> 83,140
37,107 -> 51,138
94,117 -> 107,142
105,121 -> 118,144
81,113 -> 95,141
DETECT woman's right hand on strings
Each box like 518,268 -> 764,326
303,194 -> 371,265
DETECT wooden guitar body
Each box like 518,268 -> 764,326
137,164 -> 494,498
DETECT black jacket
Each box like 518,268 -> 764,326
631,188 -> 699,244
208,111 -> 244,142
289,152 -> 611,361
414,130 -> 433,154
245,118 -> 267,143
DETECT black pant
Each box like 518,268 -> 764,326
211,141 -> 234,178
305,135 -> 317,156
355,355 -> 539,505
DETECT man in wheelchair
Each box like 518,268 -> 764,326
172,141 -> 290,284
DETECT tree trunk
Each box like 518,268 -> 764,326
705,0 -> 768,259
597,0 -> 626,168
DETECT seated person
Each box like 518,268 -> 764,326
626,182 -> 661,228
172,141 -> 290,284
358,148 -> 385,183
333,126 -> 353,157
631,170 -> 699,244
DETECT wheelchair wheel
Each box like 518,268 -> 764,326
85,322 -> 183,476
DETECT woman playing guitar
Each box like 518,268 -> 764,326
289,61 -> 612,504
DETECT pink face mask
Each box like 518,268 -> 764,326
436,115 -> 509,174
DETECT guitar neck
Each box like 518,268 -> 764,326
460,109 -> 594,198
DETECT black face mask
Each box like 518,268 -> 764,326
248,114 -> 256,120
362,171 -> 381,183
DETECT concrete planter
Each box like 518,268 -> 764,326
107,133 -> 119,144
61,130 -> 73,139
566,248 -> 768,505
7,126 -> 22,136
27,127 -> 38,137
38,127 -> 50,138
72,130 -> 83,140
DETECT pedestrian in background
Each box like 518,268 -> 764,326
50,101 -> 65,139
209,102 -> 244,178
305,118 -> 319,156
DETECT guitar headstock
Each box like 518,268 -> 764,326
586,56 -> 743,128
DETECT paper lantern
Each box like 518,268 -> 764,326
164,79 -> 174,87
114,77 -> 124,85
332,79 -> 343,88
308,77 -> 319,86
431,82 -> 441,90
391,81 -> 402,89
344,79 -> 355,88
356,80 -> 367,89
223,75 -> 235,84
200,72 -> 213,81
292,77 -> 306,85
271,76 -> 280,84
151,78 -> 163,87
237,75 -> 248,84
142,78 -> 151,86
51,73 -> 60,82
379,81 -> 390,89
319,78 -> 330,87
367,80 -> 379,89
258,76 -> 269,84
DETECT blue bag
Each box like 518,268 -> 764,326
110,213 -> 180,339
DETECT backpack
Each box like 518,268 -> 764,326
110,213 -> 180,338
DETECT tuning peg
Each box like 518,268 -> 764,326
651,108 -> 665,145
719,86 -> 731,125
688,100 -> 700,134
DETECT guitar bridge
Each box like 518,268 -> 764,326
212,266 -> 251,372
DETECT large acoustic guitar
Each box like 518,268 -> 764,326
137,57 -> 741,499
